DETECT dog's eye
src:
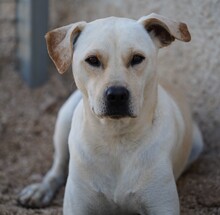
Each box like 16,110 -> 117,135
130,55 -> 145,66
85,56 -> 101,67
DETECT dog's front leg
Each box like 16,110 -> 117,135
18,91 -> 82,208
139,168 -> 179,215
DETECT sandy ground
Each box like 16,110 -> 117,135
0,62 -> 220,215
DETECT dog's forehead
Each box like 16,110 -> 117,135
88,16 -> 136,29
75,17 -> 155,56
86,16 -> 136,31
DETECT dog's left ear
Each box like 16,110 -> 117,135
138,13 -> 191,48
45,21 -> 86,74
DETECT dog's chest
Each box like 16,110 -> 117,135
85,154 -> 143,214
84,137 -> 138,190
69,114 -> 159,213
71,134 -> 153,213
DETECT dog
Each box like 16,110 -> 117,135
18,13 -> 203,215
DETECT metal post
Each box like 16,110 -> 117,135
17,0 -> 49,87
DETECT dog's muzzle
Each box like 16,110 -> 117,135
103,86 -> 132,119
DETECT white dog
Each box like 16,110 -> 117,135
18,13 -> 203,215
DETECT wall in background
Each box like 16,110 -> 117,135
0,0 -> 17,64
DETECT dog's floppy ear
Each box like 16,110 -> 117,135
138,13 -> 191,48
45,21 -> 86,74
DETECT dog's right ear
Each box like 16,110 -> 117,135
45,22 -> 86,74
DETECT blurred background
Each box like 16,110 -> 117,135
0,0 -> 219,214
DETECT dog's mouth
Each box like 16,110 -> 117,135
103,105 -> 135,119
100,113 -> 136,120
94,103 -> 137,119
107,115 -> 136,119
93,105 -> 137,120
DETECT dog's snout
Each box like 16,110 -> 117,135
105,86 -> 129,104
103,86 -> 132,119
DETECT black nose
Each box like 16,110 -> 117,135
105,86 -> 129,104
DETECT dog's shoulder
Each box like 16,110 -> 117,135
158,79 -> 193,177
158,78 -> 193,146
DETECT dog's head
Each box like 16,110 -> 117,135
46,13 -> 190,119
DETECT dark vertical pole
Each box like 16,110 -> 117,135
17,0 -> 49,88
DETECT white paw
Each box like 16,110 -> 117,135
18,183 -> 55,208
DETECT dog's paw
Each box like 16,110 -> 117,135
18,183 -> 55,208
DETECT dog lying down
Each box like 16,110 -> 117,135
18,13 -> 203,215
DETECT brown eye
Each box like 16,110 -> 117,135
85,56 -> 101,67
130,55 -> 145,66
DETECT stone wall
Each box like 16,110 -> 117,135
0,0 -> 17,63
50,0 -> 220,145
